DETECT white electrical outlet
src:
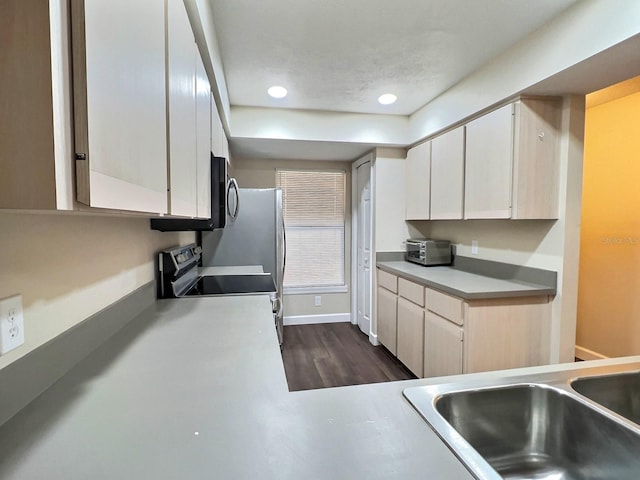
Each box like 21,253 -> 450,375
0,294 -> 25,355
471,240 -> 479,255
314,295 -> 321,307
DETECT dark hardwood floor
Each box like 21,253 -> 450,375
281,322 -> 416,391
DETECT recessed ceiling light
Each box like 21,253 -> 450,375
268,86 -> 288,99
378,93 -> 397,105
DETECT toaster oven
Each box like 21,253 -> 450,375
405,239 -> 452,266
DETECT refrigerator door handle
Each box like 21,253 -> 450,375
282,215 -> 287,277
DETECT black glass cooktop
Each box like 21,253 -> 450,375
183,274 -> 276,296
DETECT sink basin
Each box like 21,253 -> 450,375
404,365 -> 640,480
435,384 -> 640,479
572,370 -> 640,424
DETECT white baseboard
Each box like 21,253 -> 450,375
575,345 -> 609,361
369,332 -> 379,346
284,313 -> 351,326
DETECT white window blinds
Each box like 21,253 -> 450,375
276,169 -> 346,289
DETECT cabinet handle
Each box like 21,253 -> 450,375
538,132 -> 545,140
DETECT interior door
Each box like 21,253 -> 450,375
356,161 -> 372,335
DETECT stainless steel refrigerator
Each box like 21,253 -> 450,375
200,188 -> 285,344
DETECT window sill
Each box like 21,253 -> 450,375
284,285 -> 349,295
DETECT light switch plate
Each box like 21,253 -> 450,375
0,294 -> 25,354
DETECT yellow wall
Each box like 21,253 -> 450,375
577,76 -> 640,358
0,211 -> 193,370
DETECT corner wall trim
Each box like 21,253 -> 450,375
0,282 -> 156,429
284,313 -> 350,326
575,345 -> 609,361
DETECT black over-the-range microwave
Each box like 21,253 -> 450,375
150,154 -> 238,232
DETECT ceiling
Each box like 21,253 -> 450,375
208,0 -> 577,117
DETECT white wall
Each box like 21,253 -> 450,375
409,0 -> 640,143
231,107 -> 410,146
0,211 -> 194,370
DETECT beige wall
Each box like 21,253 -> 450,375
232,157 -> 352,318
0,211 -> 194,370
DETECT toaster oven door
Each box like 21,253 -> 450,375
405,241 -> 424,264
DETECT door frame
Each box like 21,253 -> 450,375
351,152 -> 377,345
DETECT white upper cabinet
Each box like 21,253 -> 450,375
196,53 -> 211,219
464,104 -> 514,219
405,141 -> 431,220
430,126 -> 465,220
72,0 -> 168,213
167,0 -> 197,217
464,98 -> 561,220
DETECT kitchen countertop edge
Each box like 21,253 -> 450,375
377,261 -> 556,299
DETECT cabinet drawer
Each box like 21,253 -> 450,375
398,278 -> 425,307
426,288 -> 463,325
378,269 -> 398,293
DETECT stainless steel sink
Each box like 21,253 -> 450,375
572,370 -> 640,424
404,362 -> 640,480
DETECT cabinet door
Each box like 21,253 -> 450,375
377,287 -> 398,355
397,297 -> 425,377
424,311 -> 463,378
464,296 -> 550,374
431,127 -> 464,219
195,53 -> 211,219
72,0 -> 167,213
405,141 -> 431,220
167,0 -> 197,217
512,98 -> 561,219
464,104 -> 514,219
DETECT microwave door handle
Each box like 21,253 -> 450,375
227,178 -> 239,220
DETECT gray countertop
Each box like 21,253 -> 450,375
0,295 -> 634,479
0,296 -> 472,480
377,260 -> 556,299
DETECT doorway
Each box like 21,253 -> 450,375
575,75 -> 640,360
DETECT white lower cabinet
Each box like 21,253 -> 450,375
424,311 -> 463,377
377,286 -> 398,355
377,268 -> 551,378
397,297 -> 425,377
422,287 -> 551,377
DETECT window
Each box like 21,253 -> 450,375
276,169 -> 346,292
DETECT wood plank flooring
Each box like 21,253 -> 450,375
281,322 -> 416,391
